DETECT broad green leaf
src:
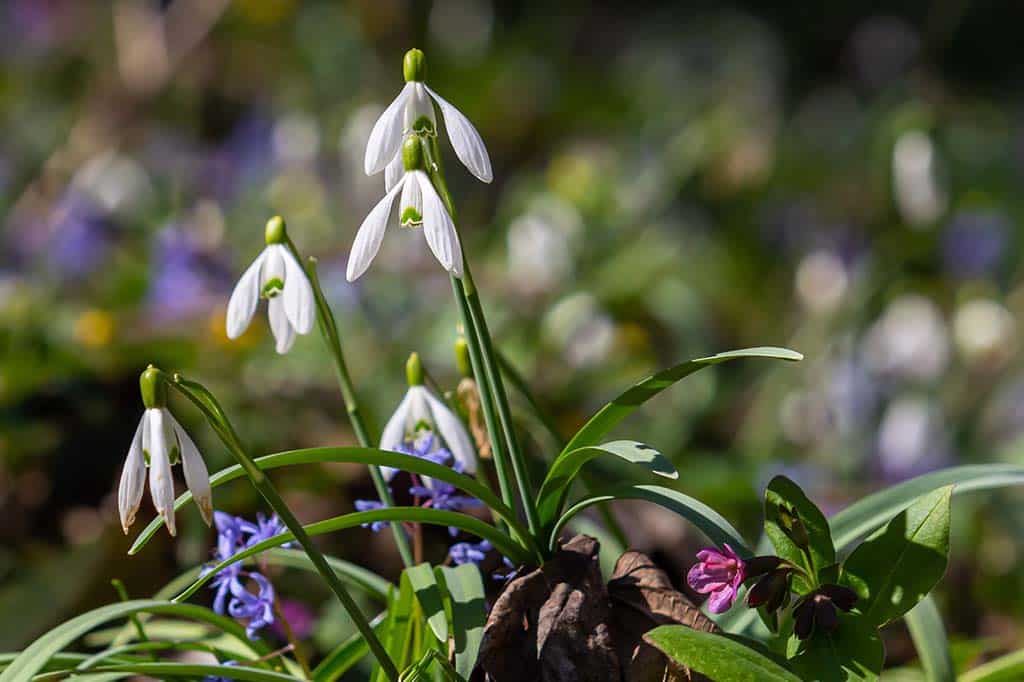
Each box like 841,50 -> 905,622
643,625 -> 801,682
561,347 -> 802,454
904,596 -> 954,682
960,649 -> 1024,682
830,465 -> 1024,550
552,484 -> 751,555
841,487 -> 951,627
764,476 -> 835,592
174,506 -> 531,604
536,440 -> 677,527
787,615 -> 884,681
436,564 -> 486,679
406,564 -> 448,644
312,611 -> 387,682
128,447 -> 535,559
0,600 -> 264,682
63,662 -> 301,681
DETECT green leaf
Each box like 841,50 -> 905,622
561,347 -> 802,454
436,564 -> 486,679
173,506 -> 532,604
960,649 -> 1024,682
262,548 -> 392,603
551,484 -> 751,555
0,601 -> 264,682
830,465 -> 1024,550
643,625 -> 801,681
904,596 -> 954,682
764,476 -> 835,592
375,578 -> 416,682
312,611 -> 388,682
128,446 -> 537,560
787,615 -> 885,681
406,564 -> 448,645
64,662 -> 301,681
536,440 -> 677,528
841,486 -> 952,627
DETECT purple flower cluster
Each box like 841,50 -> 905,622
204,511 -> 290,639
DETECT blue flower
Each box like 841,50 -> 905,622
204,510 -> 280,638
354,499 -> 390,532
410,458 -> 482,535
204,660 -> 238,682
449,539 -> 492,565
228,572 -> 276,640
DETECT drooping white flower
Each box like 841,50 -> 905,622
379,384 -> 477,481
347,161 -> 463,281
226,217 -> 315,354
364,49 -> 492,186
119,368 -> 213,535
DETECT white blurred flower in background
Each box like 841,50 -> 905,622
953,298 -> 1015,365
892,130 -> 947,227
795,250 -> 849,314
507,197 -> 580,296
864,295 -> 949,382
877,396 -> 950,481
543,293 -> 616,369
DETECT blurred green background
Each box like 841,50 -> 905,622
2,0 -> 1023,669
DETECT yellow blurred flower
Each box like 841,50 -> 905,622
74,309 -> 115,348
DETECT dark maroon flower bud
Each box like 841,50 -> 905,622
746,568 -> 792,614
744,555 -> 783,579
820,583 -> 858,612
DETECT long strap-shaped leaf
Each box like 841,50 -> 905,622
536,440 -> 678,528
0,600 -> 264,682
960,648 -> 1024,682
561,347 -> 802,455
830,464 -> 1024,550
128,447 -> 539,561
174,507 -> 533,604
53,662 -> 301,681
312,612 -> 388,682
904,596 -> 954,682
550,484 -> 751,556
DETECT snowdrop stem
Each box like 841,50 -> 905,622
422,136 -> 543,539
169,374 -> 399,681
289,241 -> 416,569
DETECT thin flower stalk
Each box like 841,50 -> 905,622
421,133 -> 542,537
169,374 -> 399,681
283,234 -> 415,568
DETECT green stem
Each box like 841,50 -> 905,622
422,136 -> 541,538
287,240 -> 415,569
170,376 -> 399,682
110,580 -> 150,650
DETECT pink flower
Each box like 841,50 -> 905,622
687,543 -> 746,614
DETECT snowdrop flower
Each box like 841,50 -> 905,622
365,48 -> 492,187
119,366 -> 212,535
226,216 -> 314,354
379,353 -> 477,478
347,137 -> 463,280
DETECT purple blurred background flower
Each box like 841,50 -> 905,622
449,539 -> 492,566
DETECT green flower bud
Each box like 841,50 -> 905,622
454,336 -> 472,378
139,365 -> 167,409
406,352 -> 424,386
402,136 -> 424,172
264,215 -> 287,245
403,48 -> 426,83
777,504 -> 810,548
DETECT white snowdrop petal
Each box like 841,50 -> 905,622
384,151 -> 404,192
426,85 -> 493,183
424,389 -> 477,475
400,169 -> 423,224
417,173 -> 463,276
171,414 -> 213,526
118,415 -> 147,533
147,409 -> 177,536
226,249 -> 266,339
380,391 -> 412,480
279,245 -> 315,334
268,295 -> 296,354
365,84 -> 413,175
347,178 -> 404,281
